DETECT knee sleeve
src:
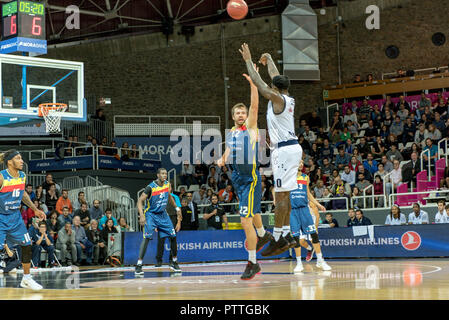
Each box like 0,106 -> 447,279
311,232 -> 319,244
22,245 -> 32,264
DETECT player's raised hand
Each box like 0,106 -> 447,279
239,43 -> 252,62
259,53 -> 271,66
34,208 -> 46,221
217,157 -> 225,167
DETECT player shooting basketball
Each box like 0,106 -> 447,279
0,150 -> 46,290
217,58 -> 271,280
241,43 -> 302,256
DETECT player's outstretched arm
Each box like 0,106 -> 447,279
307,180 -> 326,212
239,43 -> 284,106
217,147 -> 231,167
137,191 -> 149,226
243,65 -> 259,130
259,53 -> 280,80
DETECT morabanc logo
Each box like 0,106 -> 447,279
401,231 -> 421,251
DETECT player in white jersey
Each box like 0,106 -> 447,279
240,43 -> 302,256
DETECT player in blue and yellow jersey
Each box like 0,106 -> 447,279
290,160 -> 331,272
0,150 -> 46,290
218,59 -> 271,280
135,168 -> 182,275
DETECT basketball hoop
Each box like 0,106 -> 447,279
38,103 -> 67,133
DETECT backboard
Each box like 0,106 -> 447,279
0,53 -> 85,122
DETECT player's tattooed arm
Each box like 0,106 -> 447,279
240,43 -> 283,107
22,191 -> 46,220
259,53 -> 280,80
137,189 -> 150,225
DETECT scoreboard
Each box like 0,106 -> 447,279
1,0 -> 47,54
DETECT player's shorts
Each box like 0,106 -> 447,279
231,171 -> 261,218
271,142 -> 302,192
299,207 -> 317,240
144,211 -> 176,239
0,211 -> 32,248
291,206 -> 317,238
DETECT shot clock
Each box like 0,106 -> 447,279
1,0 -> 47,54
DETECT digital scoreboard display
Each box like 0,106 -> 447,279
2,0 -> 45,40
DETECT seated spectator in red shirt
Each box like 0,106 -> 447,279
373,175 -> 385,207
218,185 -> 234,204
55,189 -> 73,215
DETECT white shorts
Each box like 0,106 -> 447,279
271,143 -> 302,192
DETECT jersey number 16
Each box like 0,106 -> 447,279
12,189 -> 20,197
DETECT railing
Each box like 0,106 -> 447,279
62,118 -> 113,146
168,168 -> 177,191
380,171 -> 394,206
420,149 -> 431,181
351,194 -> 387,209
389,189 -> 449,207
27,174 -> 46,187
382,67 -> 438,80
362,184 -> 374,209
438,137 -> 448,165
62,176 -> 83,190
326,103 -> 339,131
85,175 -> 103,187
113,115 -> 221,136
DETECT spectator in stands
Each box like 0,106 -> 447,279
218,185 -> 234,205
347,120 -> 358,137
433,112 -> 446,134
72,216 -> 94,266
357,165 -> 373,183
371,136 -> 385,159
87,219 -> 105,265
419,92 -> 431,109
434,100 -> 447,118
92,108 -> 106,121
396,95 -> 410,111
74,203 -> 91,229
180,160 -> 194,188
332,185 -> 349,210
386,144 -> 404,162
177,186 -> 187,199
221,165 -> 232,181
341,165 -> 356,187
420,113 -> 432,128
371,104 -> 382,123
98,208 -> 118,231
207,166 -> 219,183
355,173 -> 371,204
45,183 -> 59,213
323,212 -> 339,228
308,111 -> 322,132
396,69 -> 406,79
298,119 -> 307,137
46,211 -> 59,240
105,140 -> 119,157
373,175 -> 384,207
192,185 -> 208,206
57,222 -> 77,266
375,163 -> 391,195
29,220 -> 56,268
402,152 -> 421,185
355,209 -> 372,225
428,124 -> 442,143
347,208 -> 357,227
42,173 -> 61,194
128,144 -> 139,159
344,108 -> 358,127
434,200 -> 449,224
57,206 -> 72,229
100,219 -> 119,263
380,155 -> 394,172
357,99 -> 372,125
408,203 -> 429,225
180,197 -> 194,230
72,191 -> 87,211
340,127 -> 352,144
364,120 -> 378,142
335,148 -> 350,171
89,199 -> 104,221
321,187 -> 333,210
390,116 -> 404,141
390,159 -> 403,192
380,125 -> 390,140
55,189 -> 73,215
385,204 -> 407,225
217,173 -> 229,191
366,73 -> 374,82
321,158 -> 336,181
203,194 -> 228,230
314,180 -> 326,199
299,135 -> 311,154
118,217 -> 133,232
21,203 -> 34,229
348,155 -> 361,172
24,184 -> 35,208
193,160 -> 208,185
383,109 -> 394,129
207,177 -> 218,193
330,113 -> 344,132
184,193 -> 199,230
309,142 -> 320,160
120,142 -> 131,161
363,153 -> 379,176
357,137 -> 371,159
353,74 -> 362,83
402,117 -> 416,145
422,138 -> 438,167
303,125 -> 317,145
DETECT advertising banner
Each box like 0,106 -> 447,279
28,156 -> 93,172
97,155 -> 160,172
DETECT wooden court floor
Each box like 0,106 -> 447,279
1,258 -> 449,300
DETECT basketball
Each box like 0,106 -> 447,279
227,0 -> 248,20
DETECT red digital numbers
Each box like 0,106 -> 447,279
31,17 -> 42,36
10,15 -> 17,35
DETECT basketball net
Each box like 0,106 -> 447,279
38,103 -> 67,133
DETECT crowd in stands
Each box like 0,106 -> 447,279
19,173 -> 131,268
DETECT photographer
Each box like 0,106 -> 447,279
203,194 -> 228,230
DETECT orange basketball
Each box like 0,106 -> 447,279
227,0 -> 248,20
